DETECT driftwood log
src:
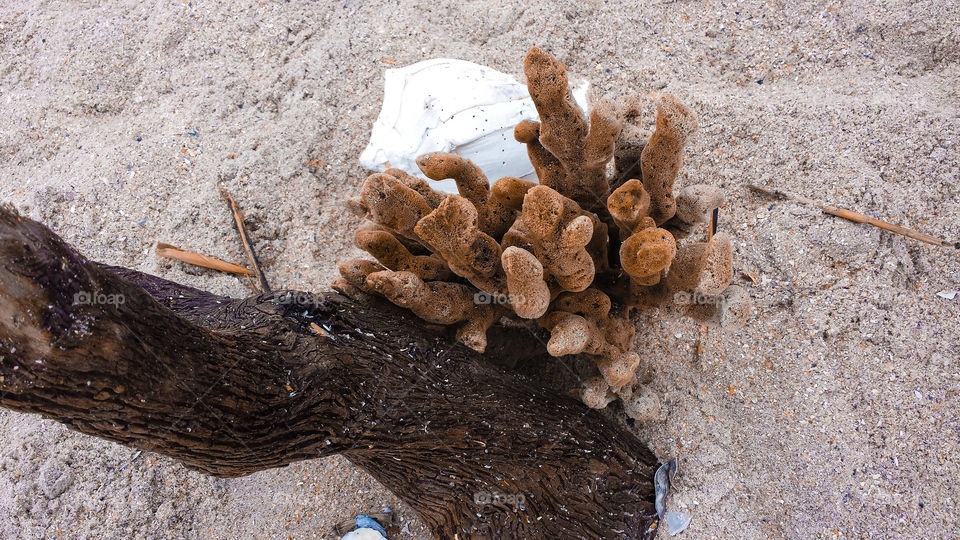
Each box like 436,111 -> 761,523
0,206 -> 659,539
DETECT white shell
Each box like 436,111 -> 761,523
341,529 -> 387,540
359,58 -> 589,194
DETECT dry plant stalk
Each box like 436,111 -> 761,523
335,47 -> 753,419
156,243 -> 252,275
748,184 -> 959,249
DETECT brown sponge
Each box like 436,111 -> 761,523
353,229 -> 451,281
365,270 -> 474,324
541,289 -> 640,391
665,231 -> 734,307
522,185 -> 596,292
666,241 -> 708,294
620,226 -> 677,285
455,303 -> 499,354
416,152 -> 515,239
539,310 -> 639,390
581,377 -> 617,409
698,231 -> 734,295
523,48 -> 588,166
522,47 -> 621,214
607,179 -> 651,237
491,176 -> 536,211
596,351 -> 642,390
541,311 -> 597,356
414,195 -> 506,295
581,100 -> 622,201
384,167 -> 445,209
500,216 -> 534,253
641,94 -> 698,224
514,120 -> 567,191
359,172 -> 433,241
337,47 -> 750,415
551,287 -> 612,321
612,96 -> 647,187
334,258 -> 385,296
501,246 -> 551,319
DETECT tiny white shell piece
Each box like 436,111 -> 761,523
359,58 -> 589,194
341,529 -> 387,540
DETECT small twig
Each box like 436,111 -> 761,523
220,188 -> 271,292
156,243 -> 253,275
748,184 -> 959,249
708,208 -> 719,243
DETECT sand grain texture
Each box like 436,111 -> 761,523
1,0 -> 958,538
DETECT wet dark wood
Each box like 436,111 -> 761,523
0,206 -> 659,539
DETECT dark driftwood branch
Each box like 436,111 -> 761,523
0,206 -> 658,539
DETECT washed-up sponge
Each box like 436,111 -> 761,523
539,310 -> 640,389
491,176 -> 536,211
357,172 -> 433,242
416,152 -> 515,239
365,270 -> 475,324
455,303 -> 499,353
521,185 -> 598,292
698,232 -> 734,295
354,229 -> 451,281
414,195 -> 506,295
665,231 -> 733,295
581,377 -> 617,409
666,241 -> 708,294
337,46 -> 750,415
620,226 -> 677,286
541,289 -> 640,390
333,258 -> 385,296
607,179 -> 651,237
501,246 -> 551,319
522,47 -> 622,215
384,167 -> 446,208
641,94 -> 698,225
514,120 -> 567,192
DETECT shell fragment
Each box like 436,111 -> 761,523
359,58 -> 589,193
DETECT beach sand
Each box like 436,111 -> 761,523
1,0 -> 958,537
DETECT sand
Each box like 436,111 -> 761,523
1,0 -> 958,538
